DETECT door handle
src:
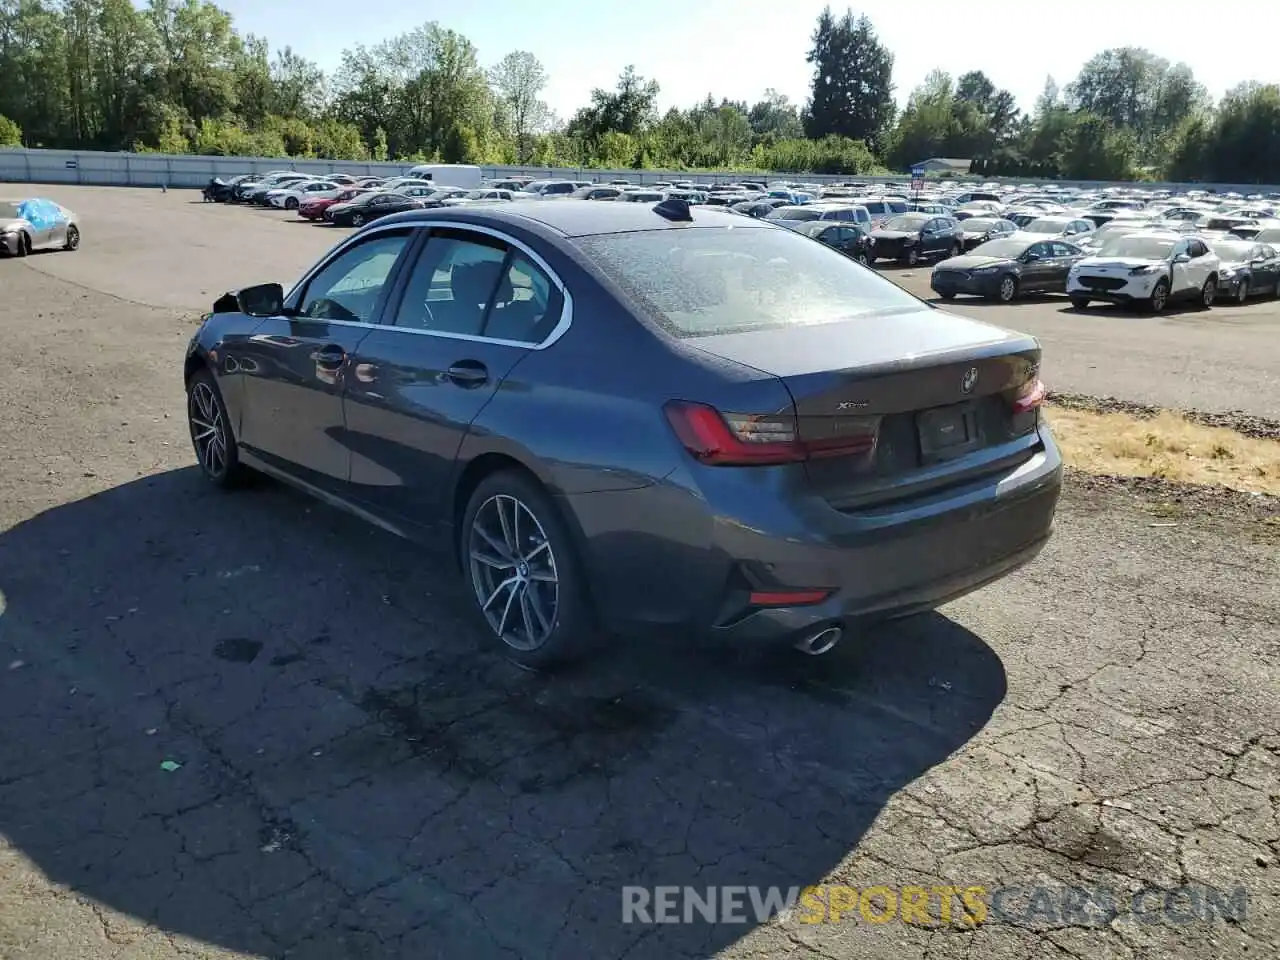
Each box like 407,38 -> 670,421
312,344 -> 346,369
446,360 -> 489,387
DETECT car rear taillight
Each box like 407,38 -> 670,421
664,401 -> 877,466
1012,378 -> 1047,413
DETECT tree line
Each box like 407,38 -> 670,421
1,0 -> 1277,182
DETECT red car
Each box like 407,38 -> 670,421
298,187 -> 368,221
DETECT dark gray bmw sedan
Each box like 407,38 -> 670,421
185,198 -> 1062,667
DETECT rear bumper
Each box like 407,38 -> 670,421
565,427 -> 1063,647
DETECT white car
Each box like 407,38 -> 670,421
1067,232 -> 1221,312
440,188 -> 517,207
267,180 -> 341,210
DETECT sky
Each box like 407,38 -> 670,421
216,0 -> 1280,121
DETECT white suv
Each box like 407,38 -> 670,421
1067,232 -> 1220,312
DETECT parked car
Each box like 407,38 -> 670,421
570,185 -> 623,200
184,199 -> 1061,667
520,180 -> 578,199
441,189 -> 518,207
1020,216 -> 1096,241
868,213 -> 964,265
267,180 -> 343,210
326,191 -> 424,227
0,197 -> 80,256
766,203 -> 871,227
957,217 -> 1017,251
779,219 -> 873,264
1206,239 -> 1280,303
931,236 -> 1086,302
240,174 -> 309,204
299,187 -> 370,221
1066,232 -> 1220,312
203,175 -> 255,202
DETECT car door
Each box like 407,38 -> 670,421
1045,241 -> 1081,290
1019,241 -> 1056,291
1255,244 -> 1280,290
1187,239 -> 1214,292
1169,239 -> 1195,295
343,225 -> 568,529
18,199 -> 58,248
837,225 -> 867,259
234,227 -> 415,494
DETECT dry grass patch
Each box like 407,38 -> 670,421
1045,406 -> 1280,496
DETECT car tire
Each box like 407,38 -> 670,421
350,213 -> 366,227
1199,277 -> 1216,309
856,252 -> 869,266
15,231 -> 30,257
995,275 -> 1018,302
948,243 -> 961,258
63,225 -> 80,251
1146,279 -> 1170,313
1070,298 -> 1090,310
460,470 -> 596,670
1234,279 -> 1248,304
285,197 -> 299,210
187,368 -> 250,489
905,248 -> 920,266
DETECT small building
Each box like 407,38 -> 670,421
914,158 -> 972,175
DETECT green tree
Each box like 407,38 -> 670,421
0,112 -> 20,145
489,50 -> 549,162
804,7 -> 895,148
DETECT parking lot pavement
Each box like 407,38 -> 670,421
12,185 -> 1280,419
0,192 -> 1277,960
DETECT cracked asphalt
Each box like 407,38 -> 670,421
0,186 -> 1277,959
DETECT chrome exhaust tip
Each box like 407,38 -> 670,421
794,625 -> 842,656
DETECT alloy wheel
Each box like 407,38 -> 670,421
999,276 -> 1017,302
468,494 -> 559,651
188,381 -> 228,479
65,226 -> 80,250
1235,280 -> 1247,304
907,248 -> 920,266
351,213 -> 365,227
1202,278 -> 1216,307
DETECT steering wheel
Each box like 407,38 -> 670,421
306,297 -> 360,322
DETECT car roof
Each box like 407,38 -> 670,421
374,199 -> 765,238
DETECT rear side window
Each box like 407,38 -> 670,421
888,201 -> 909,213
576,226 -> 922,339
392,231 -> 562,344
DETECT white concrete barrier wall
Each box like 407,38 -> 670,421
1,147 -> 1275,195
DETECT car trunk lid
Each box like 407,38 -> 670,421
689,307 -> 1044,508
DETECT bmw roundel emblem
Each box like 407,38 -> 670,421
961,367 -> 979,394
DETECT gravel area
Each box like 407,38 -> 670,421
1049,392 -> 1280,443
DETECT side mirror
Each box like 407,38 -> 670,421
1173,253 -> 1191,264
1021,253 -> 1040,262
235,282 -> 285,317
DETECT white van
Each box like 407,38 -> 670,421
404,164 -> 483,189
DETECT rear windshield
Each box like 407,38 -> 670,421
574,226 -> 922,339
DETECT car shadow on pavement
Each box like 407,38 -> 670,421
0,468 -> 1006,959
